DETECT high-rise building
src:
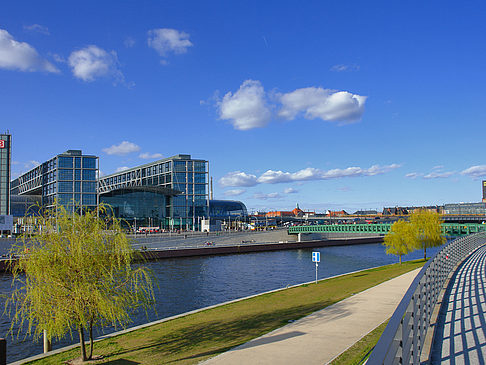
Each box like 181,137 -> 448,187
0,133 -> 12,215
483,180 -> 486,203
11,150 -> 99,212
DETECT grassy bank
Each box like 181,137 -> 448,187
24,260 -> 425,364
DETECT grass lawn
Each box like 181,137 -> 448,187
330,320 -> 389,365
24,259 -> 425,364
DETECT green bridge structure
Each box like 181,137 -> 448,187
288,223 -> 486,237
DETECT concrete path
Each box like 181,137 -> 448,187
203,268 -> 421,365
431,244 -> 486,364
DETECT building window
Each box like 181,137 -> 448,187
58,169 -> 73,181
58,157 -> 73,168
82,157 -> 96,169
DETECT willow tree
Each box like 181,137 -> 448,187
7,204 -> 155,362
383,220 -> 418,264
410,209 -> 445,260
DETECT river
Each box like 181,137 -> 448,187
0,240 -> 440,363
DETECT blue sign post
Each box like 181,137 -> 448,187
312,252 -> 320,284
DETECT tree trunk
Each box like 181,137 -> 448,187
399,254 -> 402,264
88,320 -> 94,360
424,247 -> 427,260
78,325 -> 87,361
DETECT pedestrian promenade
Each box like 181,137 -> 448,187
431,244 -> 486,364
203,268 -> 421,365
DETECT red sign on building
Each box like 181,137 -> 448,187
0,140 -> 4,149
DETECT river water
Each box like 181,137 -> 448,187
0,240 -> 440,363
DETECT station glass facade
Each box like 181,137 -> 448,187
0,133 -> 11,215
11,150 -> 98,212
209,200 -> 248,220
99,154 -> 208,229
99,187 -> 178,229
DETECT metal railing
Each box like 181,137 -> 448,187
367,232 -> 486,364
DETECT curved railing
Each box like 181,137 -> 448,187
367,232 -> 486,364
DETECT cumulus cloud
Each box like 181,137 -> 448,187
461,165 -> 486,178
220,164 -> 400,187
253,192 -> 281,200
224,189 -> 246,197
116,166 -> 130,172
0,29 -> 59,73
68,45 -> 123,82
219,171 -> 258,187
23,24 -> 50,35
103,141 -> 140,156
215,81 -> 367,130
284,187 -> 298,194
139,152 -> 163,159
218,80 -> 271,130
147,28 -> 192,58
278,87 -> 366,123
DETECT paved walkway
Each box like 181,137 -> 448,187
203,268 -> 421,365
431,244 -> 486,364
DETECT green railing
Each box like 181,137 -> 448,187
288,223 -> 486,236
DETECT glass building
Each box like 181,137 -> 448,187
0,133 -> 11,215
11,150 -> 99,212
209,200 -> 248,220
99,154 -> 208,229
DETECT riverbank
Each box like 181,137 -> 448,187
0,236 -> 383,273
18,259 -> 424,365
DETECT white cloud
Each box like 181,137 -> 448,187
405,172 -> 422,179
139,152 -> 163,159
284,187 -> 298,194
218,80 -> 271,130
219,171 -> 258,187
124,37 -> 135,48
257,164 -> 400,184
23,24 -> 50,35
278,87 -> 366,123
147,28 -> 192,58
253,192 -> 281,200
423,171 -> 454,179
224,189 -> 246,197
68,45 -> 123,82
330,64 -> 359,72
0,29 -> 59,73
116,166 -> 130,172
461,165 -> 486,178
220,164 -> 400,187
103,141 -> 140,156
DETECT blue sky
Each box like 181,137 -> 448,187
2,1 -> 486,213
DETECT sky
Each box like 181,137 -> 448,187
2,1 -> 486,213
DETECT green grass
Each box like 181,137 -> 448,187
24,260 -> 425,364
330,320 -> 389,365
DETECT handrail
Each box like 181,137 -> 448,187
367,232 -> 486,364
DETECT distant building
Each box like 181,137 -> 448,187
354,210 -> 378,215
327,210 -> 349,217
443,203 -> 486,215
483,181 -> 486,203
382,206 -> 441,215
266,204 -> 304,218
